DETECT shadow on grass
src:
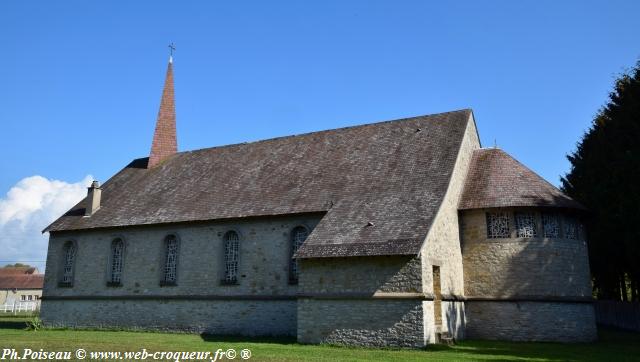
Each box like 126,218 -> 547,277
448,341 -> 574,362
426,341 -> 548,361
197,327 -> 640,361
200,333 -> 297,345
0,320 -> 28,330
438,327 -> 640,362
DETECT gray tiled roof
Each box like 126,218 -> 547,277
458,148 -> 585,210
45,109 -> 472,258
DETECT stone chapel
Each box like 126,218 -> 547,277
40,57 -> 597,347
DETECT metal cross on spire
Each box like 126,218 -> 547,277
168,42 -> 175,63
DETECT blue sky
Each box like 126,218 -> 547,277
0,1 -> 638,268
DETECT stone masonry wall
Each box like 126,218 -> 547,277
461,207 -> 596,342
297,299 -> 425,348
297,256 -> 426,346
440,301 -> 466,340
421,112 -> 480,298
41,214 -> 322,335
466,301 -> 597,342
421,300 -> 466,343
41,299 -> 296,336
419,113 -> 479,341
298,256 -> 422,294
295,114 -> 480,347
461,208 -> 592,298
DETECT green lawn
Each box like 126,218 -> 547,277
1,317 -> 639,361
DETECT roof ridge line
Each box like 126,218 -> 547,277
162,108 -> 473,157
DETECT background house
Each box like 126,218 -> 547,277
0,266 -> 44,308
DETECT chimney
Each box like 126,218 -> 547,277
85,181 -> 102,216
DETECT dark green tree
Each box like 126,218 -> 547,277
2,263 -> 32,268
562,61 -> 640,301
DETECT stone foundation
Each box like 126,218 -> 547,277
297,299 -> 426,348
40,299 -> 296,336
465,301 -> 597,342
441,301 -> 466,340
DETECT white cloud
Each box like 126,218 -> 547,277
0,175 -> 93,272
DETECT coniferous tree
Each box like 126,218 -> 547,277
2,263 -> 32,268
562,61 -> 640,301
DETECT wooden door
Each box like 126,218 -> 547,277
433,265 -> 442,328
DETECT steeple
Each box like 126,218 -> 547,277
148,52 -> 177,168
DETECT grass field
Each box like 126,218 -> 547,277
1,316 -> 639,361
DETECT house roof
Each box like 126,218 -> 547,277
0,274 -> 43,290
45,109 -> 473,258
0,267 -> 38,275
458,148 -> 585,210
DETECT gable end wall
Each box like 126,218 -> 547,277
420,113 -> 480,341
296,114 -> 480,347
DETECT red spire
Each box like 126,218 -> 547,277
148,58 -> 177,168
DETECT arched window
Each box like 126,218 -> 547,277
289,226 -> 308,284
223,231 -> 239,284
60,241 -> 76,287
161,235 -> 179,285
108,238 -> 125,286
